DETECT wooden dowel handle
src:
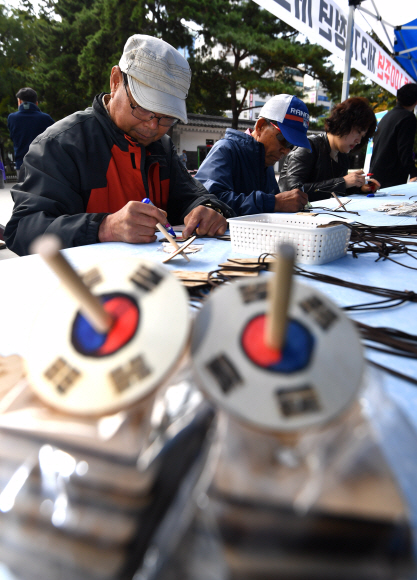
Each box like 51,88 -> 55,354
156,223 -> 190,262
330,191 -> 347,211
31,236 -> 113,333
265,243 -> 295,350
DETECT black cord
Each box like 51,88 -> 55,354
188,254 -> 417,387
366,359 -> 417,387
306,209 -> 353,218
342,298 -> 408,311
294,265 -> 417,306
364,344 -> 417,359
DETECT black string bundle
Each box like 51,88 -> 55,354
344,223 -> 417,269
357,323 -> 417,387
357,322 -> 417,359
221,256 -> 417,386
294,265 -> 417,311
293,263 -> 417,386
184,254 -> 417,386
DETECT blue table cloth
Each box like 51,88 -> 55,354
1,182 -> 417,560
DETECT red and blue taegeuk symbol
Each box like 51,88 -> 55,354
241,314 -> 314,373
71,293 -> 139,357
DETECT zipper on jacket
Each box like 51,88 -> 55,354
140,148 -> 150,198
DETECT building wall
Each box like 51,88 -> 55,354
171,119 -> 279,173
303,79 -> 332,113
172,126 -> 226,154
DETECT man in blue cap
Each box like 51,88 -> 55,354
195,95 -> 311,215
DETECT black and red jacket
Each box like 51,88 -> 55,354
5,94 -> 233,256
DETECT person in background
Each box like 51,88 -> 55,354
370,83 -> 417,188
4,35 -> 233,256
195,95 -> 310,215
7,87 -> 54,182
279,97 -> 379,201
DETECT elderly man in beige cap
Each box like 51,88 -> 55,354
5,35 -> 233,256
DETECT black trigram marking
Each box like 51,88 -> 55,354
44,357 -> 81,394
130,265 -> 163,292
276,385 -> 321,418
206,354 -> 242,394
81,267 -> 102,289
110,354 -> 151,393
239,281 -> 268,304
298,296 -> 338,331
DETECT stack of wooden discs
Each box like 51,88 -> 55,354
0,238 -> 204,580
187,245 -> 415,580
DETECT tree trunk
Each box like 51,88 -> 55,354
230,79 -> 238,130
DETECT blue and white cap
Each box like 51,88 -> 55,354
259,95 -> 311,150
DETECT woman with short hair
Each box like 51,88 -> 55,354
279,97 -> 379,201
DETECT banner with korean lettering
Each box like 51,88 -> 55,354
252,0 -> 414,96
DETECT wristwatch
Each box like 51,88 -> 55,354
202,202 -> 225,217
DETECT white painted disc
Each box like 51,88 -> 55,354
191,279 -> 364,432
25,258 -> 190,416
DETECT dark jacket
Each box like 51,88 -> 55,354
279,133 -> 360,201
5,94 -> 233,256
370,104 -> 417,188
195,129 -> 279,215
7,102 -> 54,169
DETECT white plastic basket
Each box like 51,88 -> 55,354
227,213 -> 351,265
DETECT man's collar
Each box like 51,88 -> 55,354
19,102 -> 40,112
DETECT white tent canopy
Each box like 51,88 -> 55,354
252,0 -> 416,99
337,0 -> 417,53
337,0 -> 417,99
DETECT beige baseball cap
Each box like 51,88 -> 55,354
119,34 -> 191,124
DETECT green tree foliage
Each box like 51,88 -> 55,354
31,0 -> 99,119
3,0 -> 198,122
1,0 -> 343,158
349,72 -> 396,112
189,0 -> 342,128
77,0 -> 196,97
0,2 -> 39,163
186,56 -> 231,115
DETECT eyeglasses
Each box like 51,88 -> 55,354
123,82 -> 179,127
267,120 -> 294,149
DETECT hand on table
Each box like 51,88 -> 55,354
182,206 -> 227,239
344,170 -> 366,188
410,177 -> 417,183
361,178 -> 381,193
274,189 -> 309,212
98,201 -> 168,243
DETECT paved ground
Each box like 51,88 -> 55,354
0,182 -> 18,259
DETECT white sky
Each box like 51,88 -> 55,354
5,0 -> 43,13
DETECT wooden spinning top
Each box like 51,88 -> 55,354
25,236 -> 191,416
191,244 -> 364,433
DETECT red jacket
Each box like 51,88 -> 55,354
5,94 -> 233,256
